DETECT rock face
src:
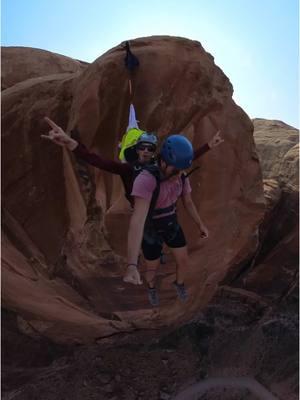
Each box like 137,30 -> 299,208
253,118 -> 298,190
1,46 -> 88,90
2,42 -> 298,400
223,118 -> 298,303
253,117 -> 299,250
2,37 -> 265,344
242,118 -> 299,309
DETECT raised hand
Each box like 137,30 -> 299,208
208,130 -> 224,149
41,117 -> 78,150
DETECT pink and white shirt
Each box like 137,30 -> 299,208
131,170 -> 192,218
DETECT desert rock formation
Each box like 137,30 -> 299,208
2,37 -> 298,400
0,37 -> 274,345
1,46 -> 88,91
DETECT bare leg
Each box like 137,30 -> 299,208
169,245 -> 189,284
144,258 -> 160,288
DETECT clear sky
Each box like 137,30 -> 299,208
1,0 -> 299,128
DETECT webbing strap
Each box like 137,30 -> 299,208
146,173 -> 160,223
185,166 -> 200,178
152,203 -> 176,216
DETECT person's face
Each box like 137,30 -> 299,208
137,143 -> 156,164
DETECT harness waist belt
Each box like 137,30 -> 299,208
152,203 -> 176,216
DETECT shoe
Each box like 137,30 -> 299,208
173,281 -> 188,302
147,286 -> 159,306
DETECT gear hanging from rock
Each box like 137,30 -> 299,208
124,41 -> 139,72
124,41 -> 139,98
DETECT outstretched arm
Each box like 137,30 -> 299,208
123,196 -> 150,285
42,117 -> 130,176
181,192 -> 208,239
193,130 -> 224,160
41,117 -> 78,150
73,142 -> 131,175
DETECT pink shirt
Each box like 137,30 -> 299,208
131,170 -> 192,218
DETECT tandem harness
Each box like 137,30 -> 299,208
126,162 -> 181,220
126,162 -> 200,218
128,163 -> 200,245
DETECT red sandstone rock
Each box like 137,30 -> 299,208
1,37 -> 265,343
1,46 -> 87,90
253,118 -> 298,187
253,118 -> 298,254
228,120 -> 299,309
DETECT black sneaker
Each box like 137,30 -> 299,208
147,286 -> 159,306
173,281 -> 188,302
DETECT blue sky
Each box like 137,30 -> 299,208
1,0 -> 299,128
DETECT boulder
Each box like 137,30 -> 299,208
253,119 -> 298,255
222,119 -> 299,318
1,37 -> 265,343
1,46 -> 88,90
253,118 -> 298,186
279,143 -> 299,193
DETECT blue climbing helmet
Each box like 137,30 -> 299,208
136,132 -> 158,149
160,135 -> 193,169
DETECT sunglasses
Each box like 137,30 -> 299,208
137,144 -> 156,152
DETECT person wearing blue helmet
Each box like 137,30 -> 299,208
124,134 -> 209,306
160,134 -> 194,169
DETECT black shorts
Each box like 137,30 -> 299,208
142,214 -> 186,261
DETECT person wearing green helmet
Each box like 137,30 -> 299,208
123,135 -> 209,306
123,131 -> 158,166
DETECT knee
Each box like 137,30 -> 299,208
145,260 -> 160,270
176,253 -> 189,267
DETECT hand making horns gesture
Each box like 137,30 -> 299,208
208,130 -> 224,149
41,117 -> 78,150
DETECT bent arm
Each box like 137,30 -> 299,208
193,143 -> 210,160
181,192 -> 206,231
193,130 -> 224,160
127,197 -> 150,266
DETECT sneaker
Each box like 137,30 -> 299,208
173,281 -> 188,302
147,286 -> 159,306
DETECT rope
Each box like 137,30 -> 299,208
128,78 -> 133,99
